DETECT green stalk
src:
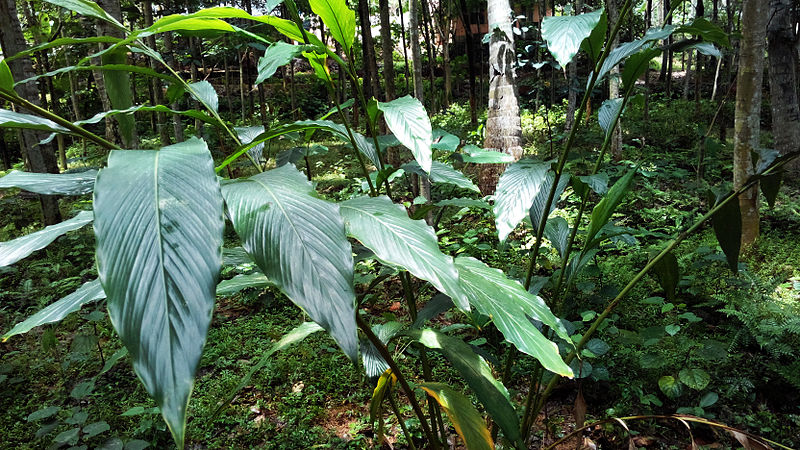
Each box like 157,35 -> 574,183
526,154 -> 798,426
388,392 -> 419,450
0,89 -> 119,150
356,313 -> 440,448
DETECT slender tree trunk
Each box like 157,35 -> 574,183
767,0 -> 800,175
481,0 -> 524,194
644,0 -> 652,120
379,0 -> 396,101
441,6 -> 453,107
357,0 -> 379,100
421,0 -> 438,111
458,0 -> 478,124
565,0 -> 584,132
399,0 -> 411,95
0,0 -> 61,224
410,0 -> 425,101
163,32 -> 184,143
683,49 -> 693,100
143,0 -> 170,146
224,51 -> 234,115
608,0 -> 623,160
734,0 -> 769,246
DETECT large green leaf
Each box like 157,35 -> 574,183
417,383 -> 494,450
77,105 -> 221,129
40,0 -> 125,29
402,161 -> 479,193
2,279 -> 105,341
595,25 -> 676,84
221,164 -> 358,360
459,145 -> 516,164
339,196 -> 467,310
0,109 -> 69,134
677,17 -> 730,48
541,9 -> 604,68
234,126 -> 266,165
256,41 -> 306,85
16,64 -> 180,89
0,170 -> 97,195
543,217 -> 570,258
493,159 -> 551,242
100,47 -> 136,147
679,368 -> 710,390
406,329 -> 521,446
598,98 -> 624,137
4,36 -> 121,63
528,171 -> 569,235
309,0 -> 355,54
378,96 -> 432,173
215,273 -> 272,296
579,10 -> 607,64
432,128 -> 460,151
0,210 -> 93,267
584,168 -> 636,249
93,137 -> 224,449
709,190 -> 741,273
454,256 -> 572,377
0,60 -> 13,92
188,81 -> 219,114
621,48 -> 661,90
435,198 -> 491,210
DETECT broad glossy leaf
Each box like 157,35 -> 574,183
0,109 -> 69,134
0,210 -> 93,267
709,190 -> 741,273
621,48 -> 661,90
679,368 -> 710,390
378,96 -> 432,173
579,10 -> 607,64
188,81 -> 218,114
686,42 -> 721,58
406,329 -> 521,445
78,105 -> 220,129
432,128 -> 460,151
222,165 -> 357,360
5,36 -> 121,63
435,198 -> 491,210
146,17 -> 235,34
0,170 -> 97,195
2,279 -> 105,341
576,173 -> 609,196
677,17 -> 730,47
454,256 -> 572,377
494,159 -> 551,242
529,171 -> 569,235
41,0 -> 124,29
541,9 -> 604,68
361,322 -> 403,380
584,168 -> 636,249
94,137 -> 224,448
303,51 -> 330,81
598,98 -> 624,137
369,370 -> 396,426
0,60 -> 13,91
235,126 -> 266,165
595,25 -> 676,84
339,196 -> 468,311
658,375 -> 683,398
100,48 -> 135,147
459,145 -> 516,164
309,0 -> 355,53
256,42 -> 305,85
544,217 -> 570,258
402,161 -> 479,193
215,322 -> 323,415
418,383 -> 493,450
215,273 -> 271,296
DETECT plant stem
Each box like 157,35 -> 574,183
388,392 -> 418,450
0,89 -> 119,150
356,313 -> 439,448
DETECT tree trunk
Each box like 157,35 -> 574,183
421,0 -> 438,111
481,0 -> 524,194
458,0 -> 479,124
608,0 -> 623,160
565,0 -> 584,132
734,0 -> 769,246
644,0 -> 652,120
410,0 -> 425,101
163,32 -> 184,143
399,0 -> 411,95
143,0 -> 171,146
0,0 -> 61,224
357,0 -> 381,100
767,0 -> 800,175
379,0 -> 396,101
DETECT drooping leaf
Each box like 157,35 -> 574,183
677,17 -> 730,48
369,369 -> 396,426
541,8 -> 604,68
378,96 -> 432,173
494,159 -> 551,242
2,279 -> 105,341
0,210 -> 93,267
16,63 -> 180,88
577,173 -> 610,196
458,145 -> 515,164
4,36 -> 121,63
94,137 -> 224,448
685,42 -> 721,58
454,256 -> 572,377
0,109 -> 69,134
256,41 -> 305,84
595,25 -> 677,84
709,190 -> 741,273
222,164 -> 357,360
309,0 -> 355,53
402,161 -> 479,193
0,170 -> 97,195
679,368 -> 710,390
760,171 -> 782,209
598,98 -> 624,137
418,383 -> 494,450
579,10 -> 607,64
584,168 -> 636,249
529,171 -> 569,235
40,0 -> 125,29
406,329 -> 521,445
651,251 -> 679,300
188,80 -> 218,114
214,322 -> 323,415
276,145 -> 329,167
339,196 -> 467,310
215,273 -> 271,296
544,217 -> 570,259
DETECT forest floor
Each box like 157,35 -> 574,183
1,99 -> 799,449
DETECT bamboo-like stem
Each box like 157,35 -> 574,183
356,313 -> 439,448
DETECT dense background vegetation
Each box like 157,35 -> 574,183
0,0 -> 798,448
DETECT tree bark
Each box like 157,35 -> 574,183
357,0 -> 380,100
767,0 -> 800,175
143,0 -> 171,146
565,0 -> 584,132
410,0 -> 425,101
608,0 -> 623,160
163,32 -> 184,143
481,0 -> 524,194
734,0 -> 769,246
0,0 -> 61,224
378,0 -> 396,101
457,0 -> 479,124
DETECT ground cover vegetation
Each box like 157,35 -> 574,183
0,0 -> 798,448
